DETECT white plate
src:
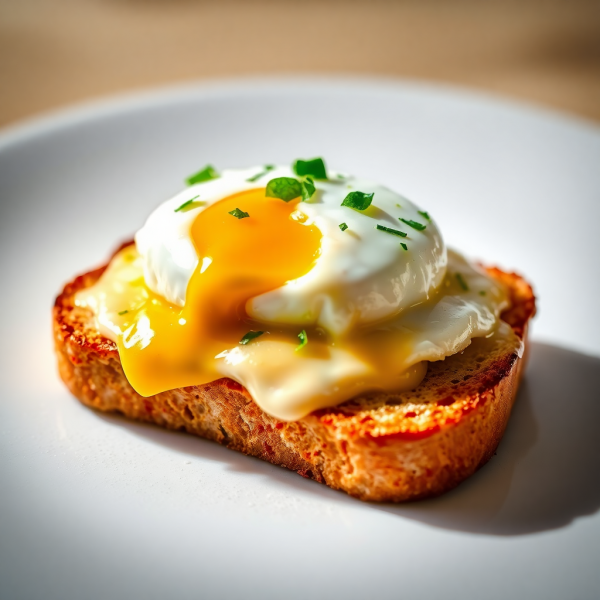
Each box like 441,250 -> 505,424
1,77 -> 599,600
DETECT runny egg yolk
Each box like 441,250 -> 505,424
118,188 -> 322,396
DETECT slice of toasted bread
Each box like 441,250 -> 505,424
53,244 -> 535,502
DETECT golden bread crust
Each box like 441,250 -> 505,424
53,244 -> 536,502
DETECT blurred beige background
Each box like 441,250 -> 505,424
1,0 -> 600,128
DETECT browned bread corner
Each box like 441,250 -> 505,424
53,244 -> 536,502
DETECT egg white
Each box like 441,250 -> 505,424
135,166 -> 447,336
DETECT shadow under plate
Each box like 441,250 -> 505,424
97,341 -> 600,536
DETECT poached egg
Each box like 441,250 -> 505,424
75,161 -> 510,420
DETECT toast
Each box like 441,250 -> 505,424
53,244 -> 536,502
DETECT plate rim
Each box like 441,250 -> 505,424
1,74 -> 599,153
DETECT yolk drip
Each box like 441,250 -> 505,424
118,188 -> 322,396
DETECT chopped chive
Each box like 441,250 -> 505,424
246,164 -> 275,182
339,222 -> 349,232
301,177 -> 316,201
293,157 -> 327,180
342,191 -> 374,211
479,290 -> 487,296
455,273 -> 469,291
396,203 -> 402,208
229,207 -> 249,219
418,210 -> 431,221
185,165 -> 219,186
376,224 -> 407,237
400,242 -> 408,251
239,331 -> 264,345
296,329 -> 308,351
399,218 -> 426,231
174,195 -> 200,213
265,177 -> 303,202
175,200 -> 193,212
337,174 -> 345,179
118,310 -> 129,316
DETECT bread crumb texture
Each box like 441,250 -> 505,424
54,245 -> 536,502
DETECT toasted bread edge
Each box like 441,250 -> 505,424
53,247 -> 535,502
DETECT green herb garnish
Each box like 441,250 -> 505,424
229,207 -> 249,219
479,290 -> 487,296
293,157 -> 327,180
418,211 -> 431,221
339,222 -> 349,232
185,165 -> 219,186
239,331 -> 264,345
399,218 -> 426,231
301,177 -> 316,201
455,273 -> 469,291
342,191 -> 374,211
400,242 -> 408,251
376,224 -> 407,237
246,165 -> 275,182
296,329 -> 308,351
174,195 -> 200,213
265,177 -> 303,202
118,310 -> 129,316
